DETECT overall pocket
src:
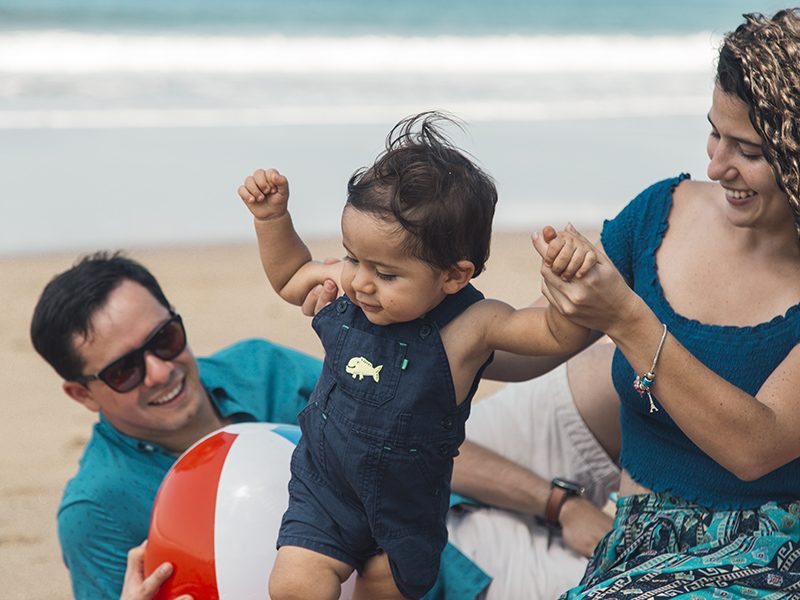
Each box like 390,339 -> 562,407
331,324 -> 407,407
292,379 -> 336,484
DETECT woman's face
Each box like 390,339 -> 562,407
706,85 -> 793,232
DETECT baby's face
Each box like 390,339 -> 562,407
340,206 -> 449,326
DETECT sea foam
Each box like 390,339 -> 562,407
0,30 -> 717,128
0,30 -> 719,73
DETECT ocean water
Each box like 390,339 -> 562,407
0,0 -> 790,255
0,0 -> 789,34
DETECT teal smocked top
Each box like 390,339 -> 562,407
602,174 -> 800,509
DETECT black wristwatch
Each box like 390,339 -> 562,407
544,477 -> 585,527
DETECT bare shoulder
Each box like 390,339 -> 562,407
442,298 -> 513,348
669,179 -> 722,227
455,297 -> 514,325
672,178 -> 721,207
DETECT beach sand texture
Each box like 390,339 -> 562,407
1,230 -> 566,599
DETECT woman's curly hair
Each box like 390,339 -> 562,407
717,8 -> 800,234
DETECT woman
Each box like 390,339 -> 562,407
536,9 -> 800,596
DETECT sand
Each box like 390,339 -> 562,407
0,231 -> 576,599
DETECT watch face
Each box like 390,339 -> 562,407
552,478 -> 585,496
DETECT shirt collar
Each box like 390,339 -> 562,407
96,367 -> 257,455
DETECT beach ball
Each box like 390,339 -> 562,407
143,422 -> 356,599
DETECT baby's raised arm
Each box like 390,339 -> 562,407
520,225 -> 599,352
238,168 -> 341,305
478,298 -> 591,359
470,228 -> 595,360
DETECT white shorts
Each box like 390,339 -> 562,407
447,364 -> 620,600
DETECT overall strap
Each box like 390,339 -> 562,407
425,284 -> 484,330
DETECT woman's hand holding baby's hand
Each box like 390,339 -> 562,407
237,168 -> 290,221
532,224 -> 641,335
535,223 -> 598,281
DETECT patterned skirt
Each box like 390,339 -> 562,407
560,492 -> 800,599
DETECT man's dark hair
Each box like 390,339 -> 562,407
346,111 -> 498,276
30,251 -> 171,381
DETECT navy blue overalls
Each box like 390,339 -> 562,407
277,284 -> 492,599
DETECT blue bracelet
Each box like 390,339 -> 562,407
632,324 -> 667,414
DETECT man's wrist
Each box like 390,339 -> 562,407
544,478 -> 585,527
558,494 -> 588,525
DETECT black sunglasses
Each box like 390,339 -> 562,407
75,313 -> 187,393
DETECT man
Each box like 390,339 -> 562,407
30,252 -> 322,599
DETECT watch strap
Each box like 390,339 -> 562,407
544,485 -> 569,526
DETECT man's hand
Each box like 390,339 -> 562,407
300,259 -> 341,317
120,541 -> 193,600
558,496 -> 613,557
301,279 -> 339,316
237,168 -> 290,222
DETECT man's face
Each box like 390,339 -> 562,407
63,280 -> 214,451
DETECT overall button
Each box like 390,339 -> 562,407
419,324 -> 432,339
336,299 -> 348,313
440,416 -> 453,429
438,443 -> 450,456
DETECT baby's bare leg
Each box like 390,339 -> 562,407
353,552 -> 405,600
269,545 -> 353,600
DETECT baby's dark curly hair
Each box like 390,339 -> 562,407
717,8 -> 800,234
346,111 -> 497,276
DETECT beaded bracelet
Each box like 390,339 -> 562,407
633,323 -> 668,414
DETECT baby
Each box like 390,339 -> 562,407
238,112 -> 596,599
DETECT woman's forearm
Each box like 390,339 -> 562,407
607,300 -> 787,480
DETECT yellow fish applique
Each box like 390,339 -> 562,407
345,356 -> 383,382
